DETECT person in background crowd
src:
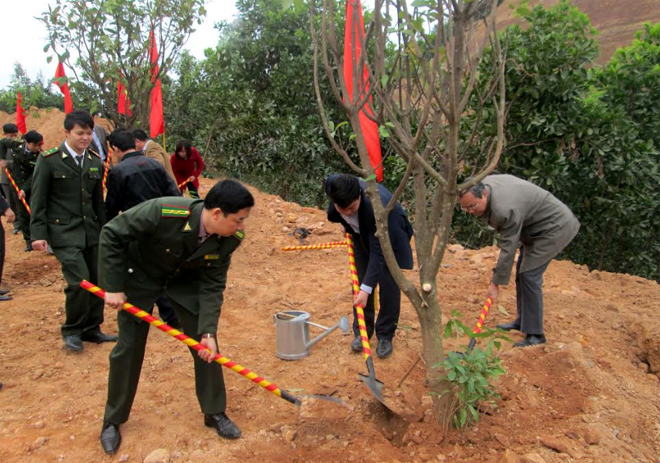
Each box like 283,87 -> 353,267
10,130 -> 43,251
132,129 -> 176,182
0,124 -> 23,236
170,139 -> 204,198
104,128 -> 182,329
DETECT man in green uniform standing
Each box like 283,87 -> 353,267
98,179 -> 254,455
0,123 -> 23,236
10,130 -> 43,251
30,110 -> 116,352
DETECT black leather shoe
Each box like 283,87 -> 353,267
25,243 -> 33,252
496,320 -> 521,332
81,331 -> 118,344
11,228 -> 19,235
100,422 -> 121,455
351,336 -> 363,352
513,334 -> 546,348
0,289 -> 9,296
204,413 -> 241,439
376,339 -> 393,358
63,335 -> 83,352
0,295 -> 12,301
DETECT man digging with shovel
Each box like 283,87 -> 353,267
459,174 -> 579,347
97,180 -> 254,454
325,174 -> 413,358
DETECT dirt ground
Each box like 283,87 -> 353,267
1,110 -> 660,463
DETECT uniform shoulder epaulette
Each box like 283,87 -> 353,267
161,203 -> 191,218
88,148 -> 101,159
42,147 -> 59,157
233,230 -> 245,241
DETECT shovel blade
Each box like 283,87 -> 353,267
358,372 -> 385,400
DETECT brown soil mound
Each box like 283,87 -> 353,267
0,108 -> 113,150
0,110 -> 659,463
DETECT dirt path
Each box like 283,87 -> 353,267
1,177 -> 659,463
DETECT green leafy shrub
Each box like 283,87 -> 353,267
437,311 -> 508,428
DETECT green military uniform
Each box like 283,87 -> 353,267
99,197 -> 243,425
0,137 -> 24,231
7,141 -> 39,243
30,142 -> 107,338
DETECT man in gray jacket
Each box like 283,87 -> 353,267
459,174 -> 579,347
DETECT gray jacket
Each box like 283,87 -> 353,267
481,174 -> 579,285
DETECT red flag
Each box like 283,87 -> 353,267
343,0 -> 382,182
16,92 -> 27,134
148,29 -> 164,138
117,80 -> 132,116
54,62 -> 74,114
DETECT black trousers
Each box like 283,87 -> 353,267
352,237 -> 401,341
514,246 -> 551,336
186,182 -> 199,199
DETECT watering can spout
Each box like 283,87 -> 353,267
305,315 -> 350,350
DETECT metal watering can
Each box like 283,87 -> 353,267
274,310 -> 350,360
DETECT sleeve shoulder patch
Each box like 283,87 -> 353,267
233,230 -> 245,241
161,203 -> 191,218
42,148 -> 59,157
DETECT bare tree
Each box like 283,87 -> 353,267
309,0 -> 506,429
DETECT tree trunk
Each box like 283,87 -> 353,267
417,294 -> 454,432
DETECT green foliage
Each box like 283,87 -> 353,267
454,1 -> 660,281
39,0 -> 206,128
437,310 -> 508,428
164,0 -> 351,206
0,64 -> 64,113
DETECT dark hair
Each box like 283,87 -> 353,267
175,139 -> 192,157
108,129 -> 136,152
132,129 -> 148,142
2,124 -> 19,134
327,174 -> 361,208
204,179 -> 255,214
24,130 -> 43,144
64,109 -> 94,131
458,181 -> 486,199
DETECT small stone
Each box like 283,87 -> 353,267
520,454 -> 547,463
32,370 -> 44,380
494,433 -> 510,447
286,214 -> 297,223
118,455 -> 130,463
283,427 -> 297,444
144,448 -> 170,463
33,421 -> 45,429
498,449 -> 520,463
421,395 -> 433,407
281,227 -> 290,233
583,429 -> 600,445
29,436 -> 48,451
540,436 -> 570,455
